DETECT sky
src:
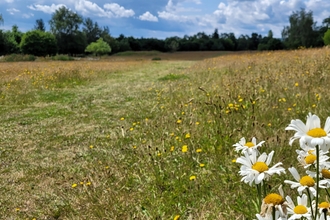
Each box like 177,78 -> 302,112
0,0 -> 330,39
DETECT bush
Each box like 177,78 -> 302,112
20,30 -> 57,56
152,57 -> 161,61
51,54 -> 74,61
323,29 -> 330,46
1,54 -> 36,62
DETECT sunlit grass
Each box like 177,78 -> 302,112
0,49 -> 330,219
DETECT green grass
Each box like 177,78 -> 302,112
1,49 -> 330,219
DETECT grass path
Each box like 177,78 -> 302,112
0,59 -> 200,219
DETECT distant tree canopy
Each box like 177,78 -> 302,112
0,8 -> 330,57
0,14 -> 3,26
85,38 -> 111,56
282,8 -> 323,48
20,30 -> 57,56
34,19 -> 46,32
49,6 -> 84,54
323,29 -> 330,46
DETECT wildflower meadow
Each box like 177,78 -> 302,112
1,49 -> 330,219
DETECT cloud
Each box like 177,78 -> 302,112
4,0 -> 14,3
103,3 -> 135,18
139,11 -> 158,22
74,0 -> 112,17
6,8 -> 20,15
28,3 -> 67,14
22,13 -> 34,19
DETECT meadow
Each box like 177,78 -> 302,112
0,48 -> 330,219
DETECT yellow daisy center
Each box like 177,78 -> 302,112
294,205 -> 308,214
305,154 -> 316,164
264,193 -> 284,205
300,176 -> 315,187
321,169 -> 330,179
307,128 -> 327,138
252,162 -> 269,173
244,142 -> 255,148
319,202 -> 330,209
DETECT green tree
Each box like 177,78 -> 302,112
0,14 -> 3,26
83,17 -> 102,44
212,28 -> 219,39
282,9 -> 318,48
165,36 -> 180,52
20,30 -> 57,56
34,19 -> 46,31
49,6 -> 85,54
85,38 -> 111,56
323,29 -> 330,45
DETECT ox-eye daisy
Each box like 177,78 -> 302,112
286,194 -> 312,220
260,185 -> 288,219
284,167 -> 327,197
296,149 -> 330,169
233,137 -> 265,154
285,113 -> 330,149
236,150 -> 285,186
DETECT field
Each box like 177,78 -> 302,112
1,49 -> 330,219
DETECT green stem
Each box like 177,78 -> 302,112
307,189 -> 314,218
326,188 -> 330,198
263,180 -> 267,198
316,144 -> 320,220
256,183 -> 262,212
272,206 -> 275,220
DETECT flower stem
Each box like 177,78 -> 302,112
307,189 -> 314,218
256,183 -> 262,212
316,144 -> 320,220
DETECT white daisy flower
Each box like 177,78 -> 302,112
236,150 -> 285,186
308,165 -> 330,188
284,167 -> 318,197
260,185 -> 288,219
233,137 -> 265,154
285,113 -> 330,149
296,149 -> 330,169
317,201 -> 330,220
286,194 -> 312,220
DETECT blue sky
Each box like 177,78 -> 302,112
0,0 -> 329,39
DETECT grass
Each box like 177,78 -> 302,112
0,49 -> 330,219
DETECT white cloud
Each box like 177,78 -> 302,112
104,3 -> 135,18
74,0 -> 112,17
158,0 -> 201,23
139,11 -> 158,22
4,0 -> 14,3
28,3 -> 66,14
22,13 -> 34,19
7,8 -> 20,15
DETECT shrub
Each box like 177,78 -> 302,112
1,54 -> 36,62
51,54 -> 74,61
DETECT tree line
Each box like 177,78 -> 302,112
0,7 -> 330,57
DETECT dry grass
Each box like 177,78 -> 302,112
0,49 -> 330,219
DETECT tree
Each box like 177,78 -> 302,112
165,36 -> 180,52
49,6 -> 85,54
282,9 -> 318,48
0,14 -> 3,26
83,17 -> 101,44
85,38 -> 111,56
323,29 -> 330,46
212,28 -> 219,39
34,19 -> 45,31
20,30 -> 57,56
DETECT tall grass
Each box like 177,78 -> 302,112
0,49 -> 329,219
